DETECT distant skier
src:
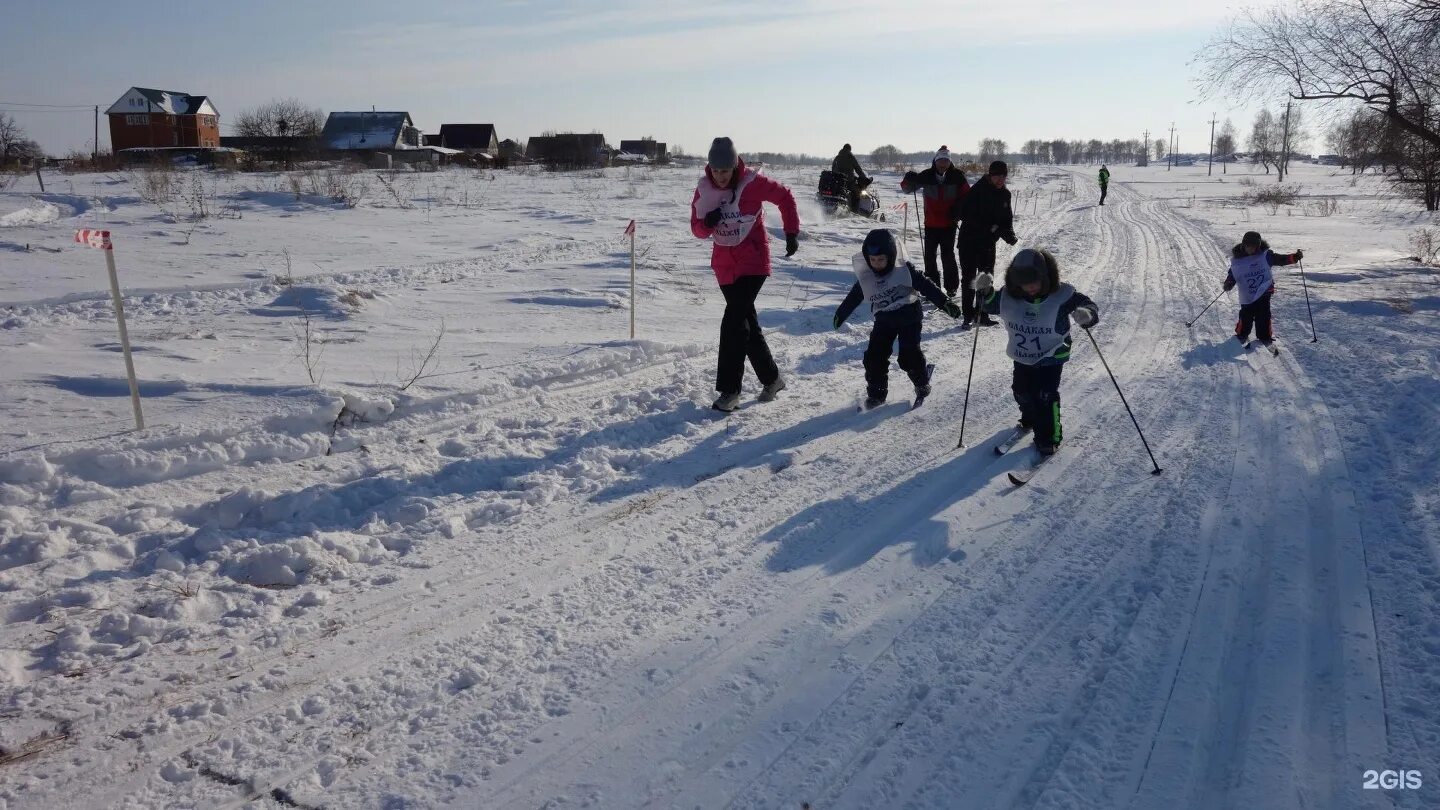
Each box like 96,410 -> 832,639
833,229 -> 962,409
974,248 -> 1098,457
1223,230 -> 1303,352
900,146 -> 970,298
957,160 -> 1017,327
1098,164 -> 1110,205
691,136 -> 801,413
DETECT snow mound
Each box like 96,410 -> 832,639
0,201 -> 61,227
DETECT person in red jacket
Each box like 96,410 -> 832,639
899,145 -> 970,298
690,136 -> 801,413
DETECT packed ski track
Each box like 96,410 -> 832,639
1,163 -> 1436,808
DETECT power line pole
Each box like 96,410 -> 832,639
1168,122 -> 1176,170
1207,114 -> 1217,176
1279,100 -> 1292,183
94,106 -> 99,161
1141,129 -> 1150,167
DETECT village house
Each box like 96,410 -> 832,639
525,133 -> 608,169
618,139 -> 667,162
320,111 -> 422,151
106,87 -> 220,151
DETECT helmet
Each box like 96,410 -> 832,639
862,229 -> 898,274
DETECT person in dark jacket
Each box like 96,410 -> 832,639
957,160 -> 1017,327
975,248 -> 1098,456
834,229 -> 962,408
1223,230 -> 1302,348
831,143 -> 870,185
1098,164 -> 1110,205
900,146 -> 970,298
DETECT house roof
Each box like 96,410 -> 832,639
321,112 -> 416,150
106,87 -> 218,116
436,124 -> 497,149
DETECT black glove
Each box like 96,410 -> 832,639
1223,279 -> 1235,291
901,170 -> 918,189
833,311 -> 845,330
943,301 -> 962,319
1293,249 -> 1304,261
1002,231 -> 1018,246
785,233 -> 799,257
703,208 -> 722,228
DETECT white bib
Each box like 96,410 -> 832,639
694,170 -> 760,246
1000,284 -> 1076,364
852,254 -> 919,314
1229,253 -> 1274,305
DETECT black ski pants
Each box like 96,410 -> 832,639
1099,183 -> 1109,205
1012,361 -> 1064,451
1234,289 -> 1275,342
958,236 -> 998,321
716,274 -> 779,394
864,307 -> 929,399
922,225 -> 959,297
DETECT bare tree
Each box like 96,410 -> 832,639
1200,0 -> 1440,150
1050,139 -> 1071,163
0,113 -> 28,166
1215,118 -> 1238,173
869,144 -> 902,169
1249,109 -> 1280,173
234,98 -> 326,169
1153,139 -> 1166,161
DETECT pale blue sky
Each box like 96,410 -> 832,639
1,0 -> 1292,159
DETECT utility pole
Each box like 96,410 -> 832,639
1168,122 -> 1176,170
1141,129 -> 1150,167
94,106 -> 99,161
1207,115 -> 1217,176
1279,101 -> 1292,183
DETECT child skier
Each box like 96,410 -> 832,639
833,228 -> 963,409
1224,230 -> 1303,352
974,248 -> 1098,456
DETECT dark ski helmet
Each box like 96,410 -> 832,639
862,228 -> 898,274
1242,230 -> 1263,247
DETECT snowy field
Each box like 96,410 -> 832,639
1,159 -> 1437,808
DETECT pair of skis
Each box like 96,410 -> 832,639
1246,339 -> 1281,356
993,425 -> 1056,486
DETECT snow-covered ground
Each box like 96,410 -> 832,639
1,160 -> 1437,808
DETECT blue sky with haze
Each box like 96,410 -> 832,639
1,0 -> 1293,159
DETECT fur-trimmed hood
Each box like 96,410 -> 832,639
1232,239 -> 1270,258
1005,248 -> 1061,298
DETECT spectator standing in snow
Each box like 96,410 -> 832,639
833,229 -> 962,408
1098,164 -> 1110,205
900,145 -> 970,299
957,160 -> 1017,327
690,136 -> 802,413
1223,230 -> 1303,350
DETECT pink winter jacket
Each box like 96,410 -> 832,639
690,160 -> 801,286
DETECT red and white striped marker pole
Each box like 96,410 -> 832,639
75,229 -> 144,430
624,219 -> 636,339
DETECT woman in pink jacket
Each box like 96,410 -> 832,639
690,136 -> 801,413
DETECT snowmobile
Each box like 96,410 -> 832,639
816,171 -> 884,221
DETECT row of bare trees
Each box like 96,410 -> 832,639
1202,0 -> 1440,209
1017,139 -> 1151,165
0,113 -> 45,167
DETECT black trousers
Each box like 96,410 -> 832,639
958,237 -> 998,321
1012,362 -> 1064,450
716,274 -> 779,394
1099,183 -> 1108,204
923,225 -> 959,296
864,308 -> 929,398
1234,289 -> 1274,341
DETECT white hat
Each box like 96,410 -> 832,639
934,145 -> 952,164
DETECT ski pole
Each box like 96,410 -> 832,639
912,189 -> 922,257
955,307 -> 981,449
1297,257 -> 1318,342
1084,328 -> 1162,475
1185,288 -> 1227,328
